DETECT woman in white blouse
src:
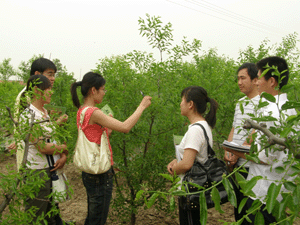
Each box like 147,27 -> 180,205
167,86 -> 218,225
20,75 -> 68,225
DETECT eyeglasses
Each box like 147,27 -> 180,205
42,72 -> 56,78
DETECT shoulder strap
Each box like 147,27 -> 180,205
192,123 -> 215,157
45,139 -> 55,169
79,107 -> 92,127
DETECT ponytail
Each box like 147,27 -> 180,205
205,97 -> 218,128
70,72 -> 106,109
181,86 -> 218,128
71,81 -> 82,109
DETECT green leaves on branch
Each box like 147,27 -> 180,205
260,92 -> 276,103
159,173 -> 180,184
138,14 -> 173,61
147,193 -> 159,209
254,211 -> 265,225
0,58 -> 15,81
199,192 -> 208,225
266,183 -> 282,213
222,177 -> 236,207
211,186 -> 224,213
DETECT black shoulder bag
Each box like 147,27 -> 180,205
180,123 -> 229,211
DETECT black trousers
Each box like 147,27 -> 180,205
233,168 -> 250,225
178,197 -> 200,225
25,168 -> 64,225
246,198 -> 277,224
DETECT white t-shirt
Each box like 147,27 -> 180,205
14,86 -> 27,119
176,120 -> 213,182
20,104 -> 53,169
15,87 -> 27,170
232,95 -> 260,167
247,93 -> 297,202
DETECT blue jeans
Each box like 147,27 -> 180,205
82,168 -> 114,225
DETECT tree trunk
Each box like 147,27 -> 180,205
130,212 -> 136,225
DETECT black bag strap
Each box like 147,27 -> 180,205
46,155 -> 55,167
45,138 -> 55,168
192,123 -> 215,157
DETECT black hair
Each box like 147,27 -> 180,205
20,75 -> 51,110
237,63 -> 258,80
181,86 -> 218,128
26,74 -> 51,93
256,56 -> 289,89
71,72 -> 106,109
30,58 -> 57,75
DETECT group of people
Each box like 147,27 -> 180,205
224,57 -> 296,224
12,58 -> 151,225
167,56 -> 295,225
11,55 -> 295,225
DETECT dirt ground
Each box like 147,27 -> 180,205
1,153 -> 299,225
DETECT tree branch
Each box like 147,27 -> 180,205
0,106 -> 50,214
243,118 -> 300,159
5,106 -> 18,127
243,119 -> 286,146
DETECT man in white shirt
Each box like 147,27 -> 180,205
14,57 -> 56,123
224,63 -> 259,224
225,56 -> 296,224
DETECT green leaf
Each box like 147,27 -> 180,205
245,154 -> 260,164
235,172 -> 246,187
284,181 -> 296,192
211,186 -> 223,213
243,176 -> 262,196
160,193 -> 167,201
222,178 -> 236,207
281,101 -> 300,110
266,183 -> 282,213
278,194 -> 291,216
254,211 -> 265,224
246,113 -> 255,117
280,84 -> 294,93
171,190 -> 187,196
159,173 -> 173,181
147,193 -> 159,208
292,185 -> 300,205
188,182 -> 205,191
239,102 -> 244,115
280,127 -> 292,137
252,116 -> 277,122
260,67 -> 270,77
135,190 -> 144,201
275,166 -> 285,174
199,192 -> 207,225
169,183 -> 183,193
286,114 -> 300,124
238,197 -> 248,214
170,196 -> 175,211
257,101 -> 270,109
291,165 -> 300,174
174,177 -> 181,183
261,92 -> 276,103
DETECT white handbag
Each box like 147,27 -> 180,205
73,107 -> 111,174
